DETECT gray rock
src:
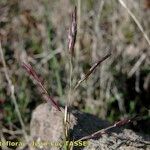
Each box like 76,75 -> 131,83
30,104 -> 150,150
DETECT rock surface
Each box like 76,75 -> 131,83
30,104 -> 150,150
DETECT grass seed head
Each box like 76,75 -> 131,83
68,6 -> 77,57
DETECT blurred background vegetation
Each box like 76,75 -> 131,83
0,0 -> 150,147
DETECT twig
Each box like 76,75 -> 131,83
0,42 -> 28,143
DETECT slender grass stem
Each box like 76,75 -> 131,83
0,42 -> 29,145
68,57 -> 73,105
118,0 -> 150,47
